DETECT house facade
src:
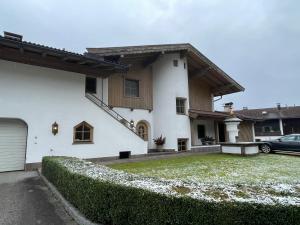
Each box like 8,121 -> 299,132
87,44 -> 244,150
0,32 -> 244,172
236,105 -> 300,141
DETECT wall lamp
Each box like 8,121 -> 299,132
52,122 -> 59,135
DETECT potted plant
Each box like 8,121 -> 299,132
153,135 -> 166,151
201,136 -> 215,145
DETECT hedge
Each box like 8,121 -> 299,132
42,156 -> 300,225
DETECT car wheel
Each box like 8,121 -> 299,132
261,144 -> 271,153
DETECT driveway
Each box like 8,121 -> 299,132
0,171 -> 77,225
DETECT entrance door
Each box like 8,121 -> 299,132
218,123 -> 226,142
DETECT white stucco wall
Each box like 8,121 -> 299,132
191,119 -> 215,145
152,54 -> 191,150
0,60 -> 147,164
113,107 -> 154,148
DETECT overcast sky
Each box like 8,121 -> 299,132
1,0 -> 299,110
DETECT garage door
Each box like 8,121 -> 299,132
0,119 -> 27,172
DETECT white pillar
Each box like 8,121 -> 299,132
224,117 -> 242,143
279,119 -> 284,135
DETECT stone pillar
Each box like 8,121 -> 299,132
224,117 -> 242,143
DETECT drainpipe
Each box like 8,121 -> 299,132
279,119 -> 284,135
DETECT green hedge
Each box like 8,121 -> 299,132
42,157 -> 300,225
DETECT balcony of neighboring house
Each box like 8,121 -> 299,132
254,119 -> 282,138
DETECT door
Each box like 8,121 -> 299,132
218,123 -> 226,142
0,119 -> 27,172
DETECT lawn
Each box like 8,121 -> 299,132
109,153 -> 300,205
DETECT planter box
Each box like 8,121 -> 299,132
221,143 -> 259,156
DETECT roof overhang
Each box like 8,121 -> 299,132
0,33 -> 128,76
87,44 -> 244,96
189,109 -> 229,120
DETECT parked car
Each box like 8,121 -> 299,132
260,134 -> 300,153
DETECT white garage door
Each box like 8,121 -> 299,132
0,119 -> 27,172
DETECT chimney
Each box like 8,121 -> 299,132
4,31 -> 23,41
277,103 -> 281,110
224,102 -> 233,113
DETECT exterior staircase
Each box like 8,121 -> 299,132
85,93 -> 143,140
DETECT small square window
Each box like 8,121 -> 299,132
173,60 -> 178,67
125,79 -> 139,97
85,77 -> 97,94
176,98 -> 186,114
178,139 -> 187,151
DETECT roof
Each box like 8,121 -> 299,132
189,109 -> 229,120
0,32 -> 127,76
87,43 -> 245,96
235,106 -> 300,120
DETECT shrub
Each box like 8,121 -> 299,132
42,156 -> 300,225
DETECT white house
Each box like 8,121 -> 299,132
0,32 -> 244,172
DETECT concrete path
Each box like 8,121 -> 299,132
0,171 -> 77,225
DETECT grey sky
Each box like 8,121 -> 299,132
1,0 -> 299,110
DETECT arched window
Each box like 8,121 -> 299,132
136,121 -> 148,141
73,121 -> 94,144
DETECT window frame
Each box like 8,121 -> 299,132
85,77 -> 97,94
136,121 -> 148,141
73,121 -> 94,144
177,138 -> 188,151
176,98 -> 186,115
124,78 -> 140,98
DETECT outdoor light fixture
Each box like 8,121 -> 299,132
130,120 -> 135,129
52,122 -> 59,135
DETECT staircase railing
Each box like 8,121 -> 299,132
85,93 -> 143,139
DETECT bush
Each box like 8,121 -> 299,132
42,157 -> 300,225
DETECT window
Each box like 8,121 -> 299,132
280,135 -> 296,142
85,77 -> 97,94
178,139 -> 187,151
125,79 -> 139,97
197,125 -> 206,139
263,126 -> 272,132
176,98 -> 186,114
136,121 -> 148,141
73,121 -> 93,143
173,60 -> 178,67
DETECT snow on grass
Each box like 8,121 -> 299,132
56,155 -> 300,206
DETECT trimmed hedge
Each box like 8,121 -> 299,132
42,157 -> 300,225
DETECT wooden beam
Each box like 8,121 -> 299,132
142,53 -> 160,67
180,50 -> 187,59
0,46 -> 109,76
190,67 -> 211,79
212,84 -> 235,94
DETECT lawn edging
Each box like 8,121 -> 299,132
39,169 -> 101,225
42,156 -> 300,225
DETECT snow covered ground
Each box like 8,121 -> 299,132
56,154 -> 300,206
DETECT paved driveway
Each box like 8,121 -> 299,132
0,171 -> 77,225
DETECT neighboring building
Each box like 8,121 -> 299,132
236,104 -> 300,141
0,32 -> 244,172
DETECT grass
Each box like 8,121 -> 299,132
109,153 -> 300,185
